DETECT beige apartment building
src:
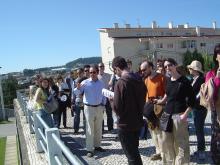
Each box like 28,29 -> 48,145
98,21 -> 220,74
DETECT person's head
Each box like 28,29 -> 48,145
84,64 -> 90,78
34,74 -> 42,87
126,59 -> 132,71
140,61 -> 154,77
76,68 -> 84,78
157,59 -> 164,68
187,60 -> 203,76
89,65 -> 99,81
40,77 -> 49,90
214,44 -> 220,72
98,63 -> 105,74
164,58 -> 178,76
57,75 -> 63,84
112,56 -> 128,77
70,70 -> 75,79
48,76 -> 55,86
156,59 -> 165,74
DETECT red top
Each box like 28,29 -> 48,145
205,69 -> 220,99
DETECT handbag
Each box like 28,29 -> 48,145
43,95 -> 59,114
143,102 -> 159,129
159,112 -> 173,132
200,78 -> 214,109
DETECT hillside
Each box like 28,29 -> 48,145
65,57 -> 102,68
23,57 -> 102,76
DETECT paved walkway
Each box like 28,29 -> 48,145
0,117 -> 18,165
0,118 -> 16,137
5,135 -> 18,165
60,110 -> 213,165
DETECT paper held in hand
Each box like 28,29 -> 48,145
102,89 -> 114,98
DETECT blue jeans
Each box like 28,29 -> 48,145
73,103 -> 85,131
193,107 -> 207,151
118,129 -> 142,165
39,109 -> 54,128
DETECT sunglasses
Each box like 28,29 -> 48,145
99,65 -> 104,68
84,70 -> 89,72
164,63 -> 173,68
90,71 -> 97,74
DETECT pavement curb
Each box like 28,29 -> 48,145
5,135 -> 18,165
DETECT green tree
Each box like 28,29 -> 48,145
23,69 -> 35,76
2,76 -> 19,109
202,53 -> 214,72
182,50 -> 193,67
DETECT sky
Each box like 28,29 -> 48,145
0,0 -> 219,74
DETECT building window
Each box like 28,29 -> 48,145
190,40 -> 196,48
167,43 -> 173,48
181,41 -> 187,48
156,43 -> 163,48
200,43 -> 206,47
180,40 -> 197,49
185,32 -> 191,36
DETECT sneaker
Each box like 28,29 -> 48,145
86,151 -> 94,157
95,147 -> 106,152
150,153 -> 162,161
198,151 -> 205,160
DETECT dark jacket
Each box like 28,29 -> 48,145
192,75 -> 206,110
113,72 -> 146,131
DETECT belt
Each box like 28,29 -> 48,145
84,103 -> 101,107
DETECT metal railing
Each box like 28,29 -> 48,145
16,90 -> 84,165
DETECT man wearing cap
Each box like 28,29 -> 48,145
187,60 -> 207,160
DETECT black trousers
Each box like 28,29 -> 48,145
103,99 -> 114,131
58,101 -> 69,127
193,107 -> 207,151
118,129 -> 142,165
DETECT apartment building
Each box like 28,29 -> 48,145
98,21 -> 220,73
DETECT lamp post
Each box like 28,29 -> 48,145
0,67 -> 5,120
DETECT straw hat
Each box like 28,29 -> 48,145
187,60 -> 204,73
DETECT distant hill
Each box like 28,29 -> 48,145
65,57 -> 102,69
23,57 -> 102,76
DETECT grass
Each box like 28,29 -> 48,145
0,137 -> 6,165
0,120 -> 13,124
16,136 -> 20,165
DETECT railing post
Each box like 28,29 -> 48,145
28,108 -> 34,134
33,111 -> 44,153
46,128 -> 63,165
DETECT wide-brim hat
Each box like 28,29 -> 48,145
187,60 -> 204,73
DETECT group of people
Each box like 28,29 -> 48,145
27,44 -> 220,165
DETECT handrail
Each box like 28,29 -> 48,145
36,114 -> 50,130
52,133 -> 83,165
16,90 -> 84,165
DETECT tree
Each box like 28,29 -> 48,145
182,50 -> 193,67
23,69 -> 35,76
2,76 -> 19,109
202,53 -> 214,72
182,50 -> 213,73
